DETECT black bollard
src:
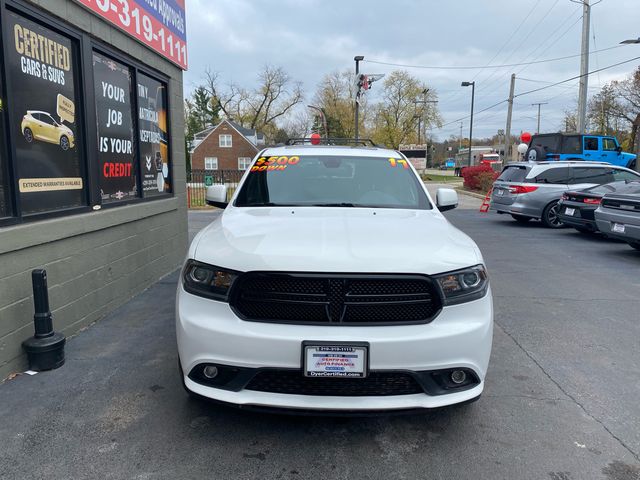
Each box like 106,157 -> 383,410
22,269 -> 66,371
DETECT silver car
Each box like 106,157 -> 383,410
594,184 -> 640,250
490,161 -> 639,228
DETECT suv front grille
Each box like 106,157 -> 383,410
229,273 -> 442,325
245,370 -> 424,396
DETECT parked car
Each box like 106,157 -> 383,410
491,161 -> 638,228
526,133 -> 636,169
558,175 -> 640,234
177,140 -> 493,413
21,110 -> 75,150
594,185 -> 640,250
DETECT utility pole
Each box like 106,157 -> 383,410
354,55 -> 364,141
576,0 -> 590,133
531,102 -> 548,134
504,73 -> 516,163
459,121 -> 463,151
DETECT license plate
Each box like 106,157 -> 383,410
564,207 -> 575,216
612,223 -> 625,233
303,343 -> 368,378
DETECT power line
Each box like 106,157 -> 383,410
513,55 -> 640,98
437,56 -> 640,129
363,45 -> 625,70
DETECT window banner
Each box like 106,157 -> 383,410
7,12 -> 85,214
93,52 -> 138,203
137,73 -> 170,196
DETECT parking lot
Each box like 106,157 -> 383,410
1,197 -> 639,480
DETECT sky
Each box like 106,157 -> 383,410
183,0 -> 640,141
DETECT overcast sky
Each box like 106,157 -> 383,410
184,0 -> 640,140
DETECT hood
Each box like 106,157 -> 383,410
192,207 -> 482,275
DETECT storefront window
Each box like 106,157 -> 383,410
93,52 -> 137,204
137,73 -> 171,197
6,11 -> 85,215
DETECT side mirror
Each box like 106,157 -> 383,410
436,188 -> 458,212
206,184 -> 228,208
616,146 -> 623,154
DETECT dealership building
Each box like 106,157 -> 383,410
0,0 -> 188,377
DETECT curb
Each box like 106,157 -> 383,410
454,188 -> 487,200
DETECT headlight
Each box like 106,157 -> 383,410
182,260 -> 240,301
433,265 -> 489,305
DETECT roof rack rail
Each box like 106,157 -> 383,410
285,137 -> 378,147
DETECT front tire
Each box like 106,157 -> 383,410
23,127 -> 33,143
541,201 -> 564,228
627,159 -> 637,171
511,214 -> 531,223
60,135 -> 70,151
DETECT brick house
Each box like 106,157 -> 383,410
191,120 -> 265,171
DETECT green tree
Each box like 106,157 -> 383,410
370,70 -> 441,149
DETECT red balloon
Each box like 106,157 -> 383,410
521,132 -> 532,143
310,133 -> 321,145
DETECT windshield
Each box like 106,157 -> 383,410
234,154 -> 432,209
497,165 -> 529,183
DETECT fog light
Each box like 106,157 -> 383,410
203,366 -> 218,379
451,370 -> 467,384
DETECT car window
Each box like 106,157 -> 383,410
31,113 -> 42,122
534,167 -> 569,184
570,167 -> 613,185
602,138 -> 617,151
497,165 -> 529,182
234,155 -> 432,209
530,135 -> 560,152
584,137 -> 599,151
561,135 -> 582,154
41,114 -> 57,126
611,169 -> 640,182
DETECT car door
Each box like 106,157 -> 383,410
530,166 -> 571,211
582,136 -> 600,161
569,166 -> 613,191
40,114 -> 58,143
601,137 -> 623,166
31,113 -> 46,140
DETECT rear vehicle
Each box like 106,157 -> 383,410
526,133 -> 636,169
558,174 -> 640,234
177,139 -> 493,413
594,185 -> 640,250
491,162 -> 637,228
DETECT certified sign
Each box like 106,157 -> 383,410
304,344 -> 368,378
74,0 -> 187,69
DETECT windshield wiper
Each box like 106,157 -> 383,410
242,202 -> 297,207
311,202 -> 358,207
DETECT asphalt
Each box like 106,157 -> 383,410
1,194 -> 640,480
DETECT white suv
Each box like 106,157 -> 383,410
176,142 -> 493,413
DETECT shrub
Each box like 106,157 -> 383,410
462,165 -> 499,192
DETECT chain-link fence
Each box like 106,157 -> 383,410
186,170 -> 244,208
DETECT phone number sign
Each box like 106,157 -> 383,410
75,0 -> 187,70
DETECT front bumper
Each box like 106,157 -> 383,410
176,284 -> 493,411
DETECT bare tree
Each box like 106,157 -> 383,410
201,66 -> 303,140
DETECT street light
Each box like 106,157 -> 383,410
307,105 -> 328,138
620,37 -> 640,44
461,81 -> 475,167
